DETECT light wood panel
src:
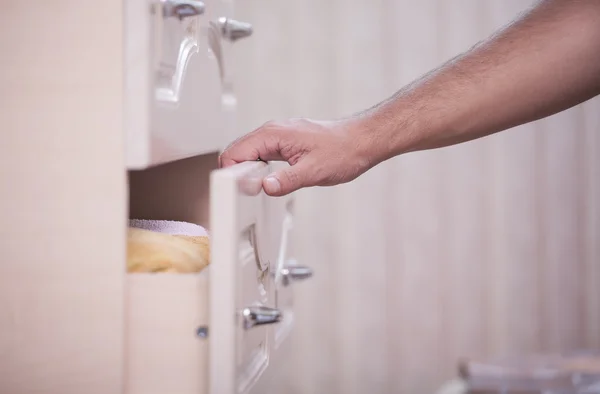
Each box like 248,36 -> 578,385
484,0 -> 545,357
539,107 -> 588,351
583,96 -> 600,349
0,2 -> 126,394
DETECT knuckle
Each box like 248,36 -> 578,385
279,141 -> 297,160
262,119 -> 282,130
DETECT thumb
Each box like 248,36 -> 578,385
263,162 -> 311,196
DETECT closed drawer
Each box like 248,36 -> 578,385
269,192 -> 312,354
126,161 -> 304,394
125,0 -> 241,169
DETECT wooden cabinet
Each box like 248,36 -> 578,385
0,1 -> 309,394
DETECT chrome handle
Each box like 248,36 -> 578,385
218,17 -> 253,41
242,306 -> 282,330
162,0 -> 205,20
281,265 -> 313,287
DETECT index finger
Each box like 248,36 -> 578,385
218,123 -> 287,168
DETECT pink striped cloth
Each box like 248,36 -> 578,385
128,219 -> 209,237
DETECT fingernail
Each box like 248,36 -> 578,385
264,176 -> 281,194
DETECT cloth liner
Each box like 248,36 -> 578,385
128,219 -> 209,237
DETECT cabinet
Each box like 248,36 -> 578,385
0,1 -> 311,394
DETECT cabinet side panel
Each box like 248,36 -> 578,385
0,2 -> 126,394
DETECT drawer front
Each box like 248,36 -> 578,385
210,161 -> 283,394
126,0 -> 240,169
125,274 -> 209,394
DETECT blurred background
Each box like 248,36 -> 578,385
232,0 -> 600,393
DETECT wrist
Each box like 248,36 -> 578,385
348,104 -> 420,166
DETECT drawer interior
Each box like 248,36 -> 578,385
126,153 -> 217,394
128,152 -> 216,232
127,153 -> 216,274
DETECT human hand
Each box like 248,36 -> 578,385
218,118 -> 377,196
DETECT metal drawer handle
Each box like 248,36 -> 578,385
162,0 -> 205,20
281,265 -> 313,287
218,17 -> 253,41
242,306 -> 282,330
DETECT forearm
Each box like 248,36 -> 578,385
357,0 -> 600,163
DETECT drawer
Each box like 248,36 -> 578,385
126,160 -> 304,394
125,0 -> 247,169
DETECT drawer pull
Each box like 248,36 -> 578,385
218,17 -> 253,41
242,306 -> 282,329
281,264 -> 313,287
162,0 -> 205,20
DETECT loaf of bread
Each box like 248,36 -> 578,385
127,227 -> 210,273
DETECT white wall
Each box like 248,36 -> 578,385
233,0 -> 600,392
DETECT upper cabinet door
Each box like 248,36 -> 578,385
125,0 -> 232,169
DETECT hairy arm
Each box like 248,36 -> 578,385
220,0 -> 600,196
360,0 -> 600,165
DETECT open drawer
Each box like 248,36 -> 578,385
126,158 -> 306,394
